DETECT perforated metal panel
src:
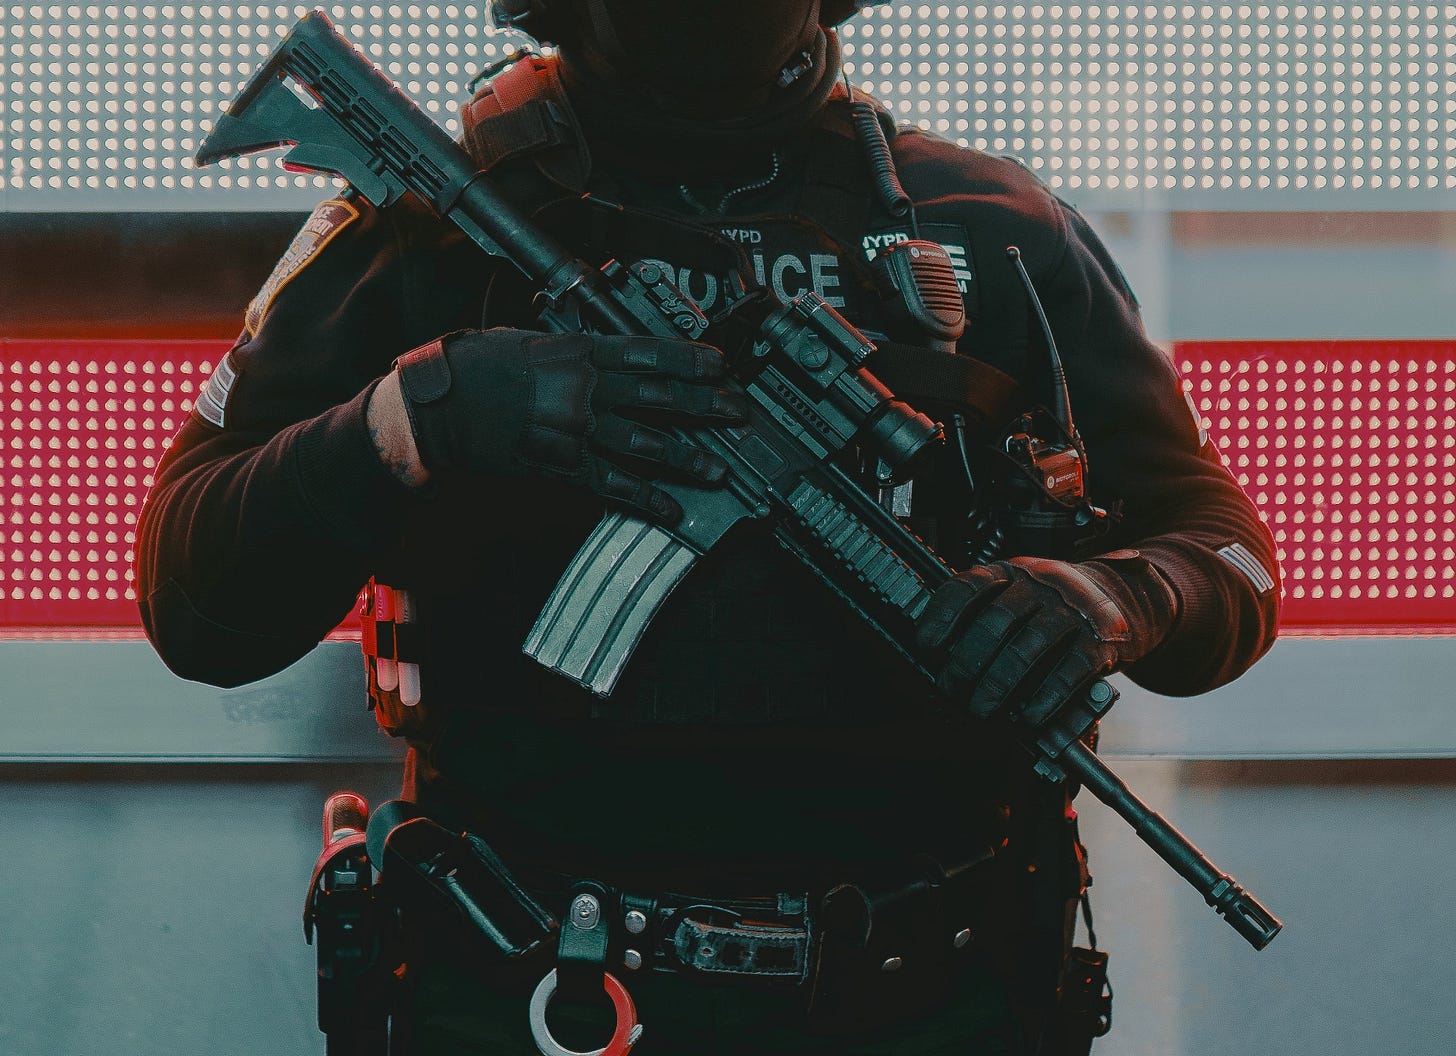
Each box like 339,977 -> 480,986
3,4 -> 1454,211
844,3 -> 1456,208
1180,339 -> 1456,628
1,2 -> 508,210
0,338 -> 212,625
2,337 -> 1453,631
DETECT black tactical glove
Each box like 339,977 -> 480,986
915,552 -> 1179,727
394,328 -> 748,523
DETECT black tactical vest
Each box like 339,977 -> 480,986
381,58 -> 1023,730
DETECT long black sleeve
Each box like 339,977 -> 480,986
893,128 -> 1278,697
1038,198 -> 1281,695
135,193 -> 491,686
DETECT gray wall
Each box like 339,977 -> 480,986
0,762 -> 401,1056
1077,759 -> 1456,1056
2,199 -> 1453,1052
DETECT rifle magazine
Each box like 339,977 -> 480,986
524,512 -> 699,697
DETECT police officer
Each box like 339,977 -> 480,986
137,1 -> 1280,1052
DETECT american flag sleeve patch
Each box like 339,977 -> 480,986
1217,543 -> 1276,595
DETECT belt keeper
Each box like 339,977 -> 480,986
375,621 -> 397,661
557,881 -> 613,1004
619,891 -> 657,969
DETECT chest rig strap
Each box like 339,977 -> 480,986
869,342 -> 1020,429
796,85 -> 901,238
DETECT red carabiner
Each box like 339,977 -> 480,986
527,969 -> 644,1056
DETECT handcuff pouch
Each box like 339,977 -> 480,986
371,806 -> 557,966
359,579 -> 436,740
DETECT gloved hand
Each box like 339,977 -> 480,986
394,328 -> 748,523
914,552 -> 1179,727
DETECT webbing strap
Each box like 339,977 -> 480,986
869,341 -> 1021,426
359,580 -> 427,665
460,57 -> 589,192
465,101 -> 568,171
796,86 -> 903,237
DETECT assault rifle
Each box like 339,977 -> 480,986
196,10 -> 1282,950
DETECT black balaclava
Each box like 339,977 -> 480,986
556,0 -> 842,172
569,0 -> 821,112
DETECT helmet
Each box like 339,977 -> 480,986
490,0 -> 882,43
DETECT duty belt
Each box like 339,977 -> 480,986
366,802 -> 1002,1054
546,881 -> 815,986
519,879 -> 814,1056
530,853 -> 1001,1053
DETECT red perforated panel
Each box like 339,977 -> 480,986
0,339 -> 222,628
1178,341 -> 1456,631
2,338 -> 1453,633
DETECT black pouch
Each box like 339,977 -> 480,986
1058,944 -> 1112,1055
805,850 -> 996,1035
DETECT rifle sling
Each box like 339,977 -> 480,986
868,341 -> 1020,427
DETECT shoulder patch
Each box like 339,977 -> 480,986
1217,543 -> 1277,595
245,197 -> 360,336
1181,382 -> 1210,448
194,352 -> 238,428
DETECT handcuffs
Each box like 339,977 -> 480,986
529,884 -> 644,1056
528,969 -> 643,1056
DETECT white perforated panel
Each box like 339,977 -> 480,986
843,4 -> 1456,204
3,3 -> 1454,210
1,2 -> 513,209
